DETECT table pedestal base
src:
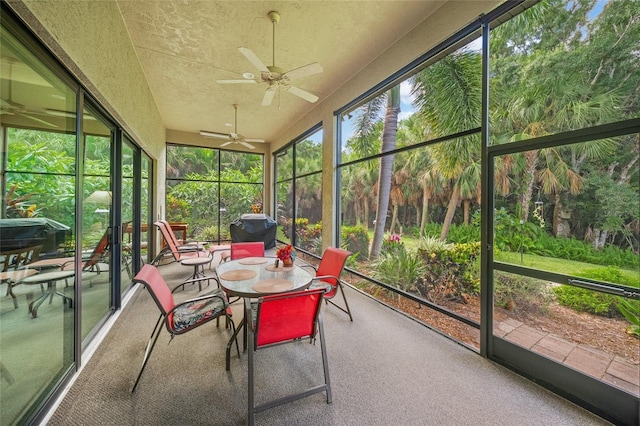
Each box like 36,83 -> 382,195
28,282 -> 73,318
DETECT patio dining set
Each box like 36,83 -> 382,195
136,219 -> 353,425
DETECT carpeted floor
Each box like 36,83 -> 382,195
47,261 -> 611,425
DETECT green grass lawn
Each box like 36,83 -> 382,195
494,250 -> 639,286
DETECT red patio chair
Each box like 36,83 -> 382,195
230,241 -> 265,260
151,220 -> 205,266
304,247 -> 353,321
245,288 -> 331,425
130,264 -> 239,393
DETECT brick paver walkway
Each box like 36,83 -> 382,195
495,318 -> 640,396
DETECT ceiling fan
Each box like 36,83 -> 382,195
0,58 -> 57,128
199,104 -> 266,149
217,10 -> 323,106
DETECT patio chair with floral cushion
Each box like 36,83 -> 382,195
130,264 -> 239,393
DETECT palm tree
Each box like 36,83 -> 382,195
351,85 -> 401,259
412,50 -> 482,241
370,85 -> 401,258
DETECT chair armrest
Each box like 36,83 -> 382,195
176,244 -> 203,252
310,274 -> 341,293
298,263 -> 318,273
171,275 -> 218,293
311,274 -> 340,283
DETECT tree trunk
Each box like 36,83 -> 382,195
370,87 -> 400,259
463,199 -> 470,225
389,203 -> 399,234
364,196 -> 370,230
440,185 -> 460,241
520,150 -> 538,222
420,186 -> 430,237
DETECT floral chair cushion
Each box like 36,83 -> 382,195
172,288 -> 228,333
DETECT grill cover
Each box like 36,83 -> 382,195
229,214 -> 277,249
0,218 -> 71,252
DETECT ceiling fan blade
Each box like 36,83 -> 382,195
239,141 -> 256,149
283,63 -> 323,81
285,85 -> 319,103
238,47 -> 269,73
200,130 -> 230,139
262,86 -> 277,106
21,113 -> 57,128
220,141 -> 233,147
216,79 -> 257,84
244,138 -> 265,143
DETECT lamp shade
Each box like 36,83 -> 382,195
86,190 -> 112,205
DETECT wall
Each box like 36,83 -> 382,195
7,0 -> 166,159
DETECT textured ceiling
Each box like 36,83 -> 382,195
115,1 -> 445,146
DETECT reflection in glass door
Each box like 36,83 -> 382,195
121,139 -> 135,290
0,24 -> 77,424
81,107 -> 114,342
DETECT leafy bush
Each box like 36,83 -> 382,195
381,233 -> 405,257
617,298 -> 640,338
494,271 -> 553,311
341,225 -> 370,260
553,266 -> 637,317
553,285 -> 618,317
373,248 -> 426,299
279,217 -> 323,255
415,240 -> 481,304
197,225 -> 220,242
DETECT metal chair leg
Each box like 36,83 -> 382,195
131,315 -> 164,393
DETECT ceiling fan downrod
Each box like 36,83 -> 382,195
268,11 -> 280,69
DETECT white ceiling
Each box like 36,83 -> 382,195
115,1 -> 447,147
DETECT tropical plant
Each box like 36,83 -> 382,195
373,248 -> 426,300
340,225 -> 370,261
617,298 -> 640,338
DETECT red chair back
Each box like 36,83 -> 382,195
84,229 -> 110,269
315,247 -> 351,298
254,288 -> 324,347
158,219 -> 181,247
133,264 -> 176,327
230,242 -> 265,260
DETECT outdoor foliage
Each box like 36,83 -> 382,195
553,266 -> 640,318
373,246 -> 426,300
617,298 -> 640,338
494,272 -> 553,311
279,217 -> 322,255
340,225 -> 370,260
414,239 -> 481,305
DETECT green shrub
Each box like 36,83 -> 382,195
341,225 -> 370,260
415,240 -> 481,304
617,298 -> 640,338
197,225 -> 220,242
552,266 -> 634,317
373,249 -> 426,299
553,285 -> 618,317
381,233 -> 406,257
494,271 -> 553,311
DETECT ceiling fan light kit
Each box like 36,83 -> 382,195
200,104 -> 265,149
216,10 -> 322,106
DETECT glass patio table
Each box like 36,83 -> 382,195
216,257 -> 313,298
